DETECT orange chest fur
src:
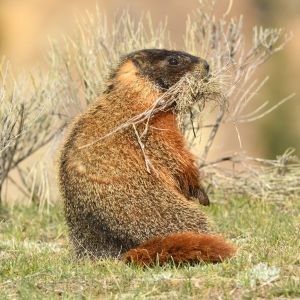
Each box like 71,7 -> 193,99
149,112 -> 199,190
150,112 -> 194,163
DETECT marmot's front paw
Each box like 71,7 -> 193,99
189,185 -> 210,206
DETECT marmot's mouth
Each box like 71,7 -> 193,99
170,72 -> 213,114
158,67 -> 213,115
193,69 -> 211,82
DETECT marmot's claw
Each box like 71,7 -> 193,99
189,186 -> 210,206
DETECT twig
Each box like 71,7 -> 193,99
132,124 -> 152,174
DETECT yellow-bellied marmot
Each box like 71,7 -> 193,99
58,49 -> 236,265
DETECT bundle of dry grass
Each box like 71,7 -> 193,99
79,68 -> 223,149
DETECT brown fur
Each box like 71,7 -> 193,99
58,49 -> 234,264
124,232 -> 236,266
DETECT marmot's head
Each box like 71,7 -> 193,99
107,49 -> 209,94
126,49 -> 209,91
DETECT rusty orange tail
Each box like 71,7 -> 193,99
124,232 -> 236,266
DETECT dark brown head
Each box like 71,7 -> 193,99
123,49 -> 209,91
106,49 -> 209,94
103,49 -> 210,112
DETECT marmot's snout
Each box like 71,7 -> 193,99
193,59 -> 210,78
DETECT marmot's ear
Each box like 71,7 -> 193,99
131,52 -> 148,69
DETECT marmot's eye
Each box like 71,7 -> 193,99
168,57 -> 179,66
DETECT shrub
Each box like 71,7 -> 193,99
0,1 -> 299,204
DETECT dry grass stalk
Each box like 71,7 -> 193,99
202,149 -> 300,201
0,59 -> 64,203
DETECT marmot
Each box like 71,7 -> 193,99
59,49 -> 236,266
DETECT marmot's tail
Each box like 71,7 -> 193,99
123,232 -> 236,266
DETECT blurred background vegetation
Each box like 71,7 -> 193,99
0,0 -> 299,158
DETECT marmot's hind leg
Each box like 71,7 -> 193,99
124,232 -> 236,266
69,231 -> 122,259
66,212 -> 127,259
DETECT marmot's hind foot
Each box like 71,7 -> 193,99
124,232 -> 236,266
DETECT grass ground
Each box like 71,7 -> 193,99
0,196 -> 299,299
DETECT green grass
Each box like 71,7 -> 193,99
0,197 -> 299,299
